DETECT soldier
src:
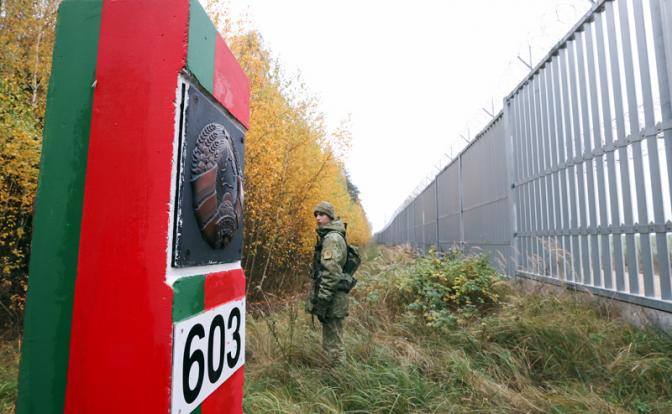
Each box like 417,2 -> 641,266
307,201 -> 350,365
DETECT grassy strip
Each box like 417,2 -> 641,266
1,246 -> 670,413
244,246 -> 672,413
0,339 -> 19,414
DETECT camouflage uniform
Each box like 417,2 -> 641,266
307,203 -> 349,364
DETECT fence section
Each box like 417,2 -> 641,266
461,116 -> 513,273
509,0 -> 672,310
376,0 -> 672,313
378,113 -> 512,274
437,159 -> 461,251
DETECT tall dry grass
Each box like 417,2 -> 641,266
0,339 -> 19,414
1,245 -> 670,413
244,245 -> 672,413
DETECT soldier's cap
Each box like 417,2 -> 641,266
313,201 -> 335,219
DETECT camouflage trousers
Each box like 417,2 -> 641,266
321,317 -> 345,365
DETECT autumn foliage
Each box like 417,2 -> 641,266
0,0 -> 59,330
0,1 -> 370,328
226,26 -> 371,296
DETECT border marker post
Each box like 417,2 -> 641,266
17,1 -> 250,413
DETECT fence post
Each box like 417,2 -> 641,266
503,98 -> 517,277
435,178 -> 440,251
660,0 -> 672,100
458,153 -> 465,252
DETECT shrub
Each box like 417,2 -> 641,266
355,247 -> 503,329
405,249 -> 502,327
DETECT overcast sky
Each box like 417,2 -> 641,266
226,0 -> 593,232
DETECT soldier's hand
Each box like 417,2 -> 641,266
315,306 -> 328,322
314,298 -> 330,321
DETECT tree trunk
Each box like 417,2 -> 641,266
31,28 -> 43,107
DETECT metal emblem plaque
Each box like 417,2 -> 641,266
173,79 -> 245,267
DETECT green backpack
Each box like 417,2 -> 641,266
343,244 -> 361,276
333,225 -> 361,292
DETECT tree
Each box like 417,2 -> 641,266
0,0 -> 59,329
222,27 -> 371,295
345,170 -> 360,202
0,2 -> 372,328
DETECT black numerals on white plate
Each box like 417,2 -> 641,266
171,298 -> 245,412
181,306 -> 242,404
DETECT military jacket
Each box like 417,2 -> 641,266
309,219 -> 349,319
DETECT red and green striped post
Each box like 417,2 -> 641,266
17,1 -> 249,413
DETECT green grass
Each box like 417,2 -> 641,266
1,245 -> 670,413
244,245 -> 672,413
0,338 -> 19,414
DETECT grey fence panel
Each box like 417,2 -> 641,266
517,84 -> 530,270
596,9 -> 625,291
576,30 -> 600,286
536,70 -> 550,276
395,217 -> 399,245
521,75 -> 538,274
411,199 -> 421,248
661,0 -> 672,224
558,44 -> 581,283
585,21 -> 611,289
606,0 -> 638,293
407,201 -> 414,247
437,161 -> 461,251
419,182 -> 438,252
619,0 -> 655,296
544,57 -> 562,280
376,0 -> 672,313
513,88 -> 526,270
402,211 -> 406,245
406,204 -> 413,245
550,57 -> 572,281
530,75 -> 543,275
508,0 -> 672,309
634,0 -> 671,299
461,116 -> 511,273
401,210 -> 407,245
566,38 -> 591,285
652,0 -> 672,300
415,194 -> 423,249
538,66 -> 554,278
393,214 -> 399,245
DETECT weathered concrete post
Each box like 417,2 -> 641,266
17,1 -> 249,413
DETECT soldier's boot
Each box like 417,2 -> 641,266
322,318 -> 345,365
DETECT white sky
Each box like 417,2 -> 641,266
226,0 -> 593,232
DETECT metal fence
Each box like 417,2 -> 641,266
377,113 -> 513,273
376,0 -> 672,313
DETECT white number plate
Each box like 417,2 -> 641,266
171,298 -> 245,413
